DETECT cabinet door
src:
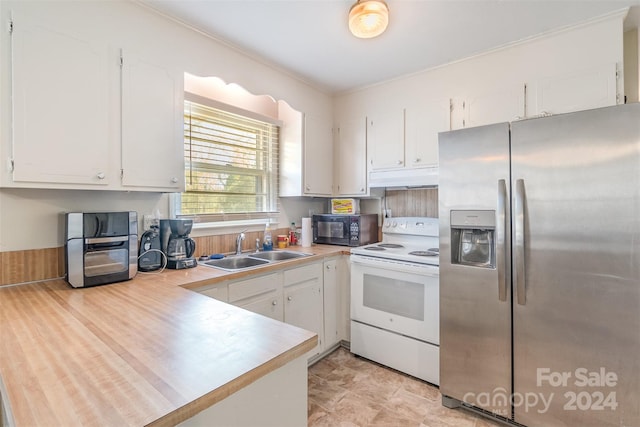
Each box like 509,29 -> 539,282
405,98 -> 450,167
284,263 -> 323,357
464,84 -> 525,128
322,259 -> 339,349
285,280 -> 323,357
529,63 -> 618,116
303,114 -> 333,196
368,109 -> 404,171
237,289 -> 284,322
121,50 -> 184,191
335,116 -> 367,196
196,283 -> 229,302
228,272 -> 284,321
10,12 -> 111,186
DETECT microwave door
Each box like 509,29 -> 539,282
317,218 -> 349,245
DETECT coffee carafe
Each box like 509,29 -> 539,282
160,219 -> 197,269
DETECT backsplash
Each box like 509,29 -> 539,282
0,228 -> 291,286
0,247 -> 65,286
384,188 -> 438,218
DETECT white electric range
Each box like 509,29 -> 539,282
350,217 -> 440,385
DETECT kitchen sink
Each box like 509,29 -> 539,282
248,250 -> 308,261
202,256 -> 269,271
199,250 -> 311,272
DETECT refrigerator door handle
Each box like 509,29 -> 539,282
514,179 -> 526,305
497,179 -> 508,302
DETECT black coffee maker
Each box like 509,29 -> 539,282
160,219 -> 197,269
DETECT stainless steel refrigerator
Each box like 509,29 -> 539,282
438,103 -> 639,427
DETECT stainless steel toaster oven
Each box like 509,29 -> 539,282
65,212 -> 138,288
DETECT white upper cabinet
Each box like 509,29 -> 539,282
278,105 -> 333,197
451,84 -> 526,130
5,10 -> 184,191
335,115 -> 367,196
9,11 -> 111,186
528,63 -> 618,116
367,108 -> 404,171
121,50 -> 184,191
405,98 -> 451,167
303,114 -> 333,196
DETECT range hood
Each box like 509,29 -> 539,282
368,166 -> 439,189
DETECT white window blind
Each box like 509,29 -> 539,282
181,98 -> 279,219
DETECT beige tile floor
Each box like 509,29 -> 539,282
308,347 -> 504,427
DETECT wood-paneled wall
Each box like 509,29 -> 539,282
384,188 -> 438,218
0,228 -> 291,286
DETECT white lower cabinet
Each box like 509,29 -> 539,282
196,258 -> 342,362
284,263 -> 324,359
228,272 -> 284,322
322,258 -> 340,350
196,282 -> 229,302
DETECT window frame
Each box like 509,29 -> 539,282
174,92 -> 281,227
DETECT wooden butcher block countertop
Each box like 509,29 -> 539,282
0,245 -> 347,427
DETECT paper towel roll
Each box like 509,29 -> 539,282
301,217 -> 312,247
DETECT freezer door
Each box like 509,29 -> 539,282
439,122 -> 512,419
511,103 -> 640,427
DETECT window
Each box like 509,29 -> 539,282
178,94 -> 279,222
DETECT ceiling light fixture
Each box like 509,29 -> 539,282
348,0 -> 389,39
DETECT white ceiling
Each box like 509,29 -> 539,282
141,0 -> 640,94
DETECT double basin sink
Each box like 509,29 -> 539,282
200,250 -> 310,272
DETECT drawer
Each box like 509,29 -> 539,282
284,262 -> 322,287
228,272 -> 281,303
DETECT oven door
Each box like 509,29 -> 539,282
350,255 -> 439,345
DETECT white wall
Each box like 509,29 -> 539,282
334,12 -> 625,118
0,0 -> 332,251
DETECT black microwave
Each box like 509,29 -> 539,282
312,214 -> 378,247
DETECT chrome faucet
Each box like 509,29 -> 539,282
235,230 -> 247,255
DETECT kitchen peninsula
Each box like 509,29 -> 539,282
0,248 -> 346,427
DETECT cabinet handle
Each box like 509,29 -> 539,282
97,172 -> 106,180
287,296 -> 293,301
171,177 -> 178,184
272,300 -> 278,306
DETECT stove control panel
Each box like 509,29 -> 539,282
382,217 -> 439,237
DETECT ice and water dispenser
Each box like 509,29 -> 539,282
450,210 -> 496,269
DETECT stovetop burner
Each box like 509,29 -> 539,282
408,250 -> 439,257
351,217 -> 439,266
378,243 -> 404,249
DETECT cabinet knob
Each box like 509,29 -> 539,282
97,172 -> 106,180
305,186 -> 310,191
287,296 -> 293,301
415,158 -> 421,163
397,160 -> 403,165
171,177 -> 178,184
360,188 -> 365,192
272,300 -> 278,306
